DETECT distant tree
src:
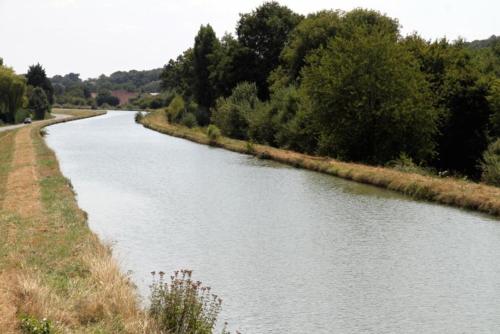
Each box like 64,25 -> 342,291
96,91 -> 119,106
0,57 -> 3,66
301,17 -> 438,164
53,83 -> 65,96
0,65 -> 26,123
26,63 -> 54,104
236,1 -> 302,99
83,86 -> 92,99
29,87 -> 50,120
192,24 -> 220,114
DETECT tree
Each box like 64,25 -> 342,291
192,24 -> 219,114
160,49 -> 194,99
26,63 -> 54,104
278,10 -> 341,84
488,79 -> 500,137
301,21 -> 438,164
0,65 -> 26,123
29,87 -> 50,120
211,82 -> 260,139
209,33 -> 256,99
96,91 -> 120,106
236,1 -> 302,99
405,38 -> 494,177
480,139 -> 500,186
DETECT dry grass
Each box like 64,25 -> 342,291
0,110 -> 155,333
141,110 -> 500,217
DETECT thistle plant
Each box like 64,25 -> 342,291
149,269 -> 223,334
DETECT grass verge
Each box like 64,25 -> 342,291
140,110 -> 500,217
0,109 -> 154,333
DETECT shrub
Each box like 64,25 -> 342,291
207,125 -> 221,143
166,95 -> 186,123
15,108 -> 31,124
387,152 -> 432,176
20,316 -> 52,334
135,111 -> 144,123
481,139 -> 500,186
211,82 -> 260,140
180,112 -> 197,128
149,270 -> 223,334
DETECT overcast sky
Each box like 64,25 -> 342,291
0,0 -> 498,79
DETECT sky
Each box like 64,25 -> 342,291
0,0 -> 498,79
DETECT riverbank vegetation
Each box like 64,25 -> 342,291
49,69 -> 169,110
0,110 -> 150,332
0,61 -> 55,125
154,2 -> 500,188
140,107 -> 500,216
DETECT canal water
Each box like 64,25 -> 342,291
46,111 -> 500,333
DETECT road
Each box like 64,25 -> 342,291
0,114 -> 71,133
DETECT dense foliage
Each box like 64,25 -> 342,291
50,69 -> 163,109
29,87 -> 50,120
0,63 -> 26,123
157,2 -> 500,181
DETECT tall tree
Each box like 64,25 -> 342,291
26,63 -> 54,104
236,1 -> 302,99
209,33 -> 256,98
160,49 -> 194,99
29,87 -> 50,120
301,16 -> 438,164
193,24 -> 220,117
278,10 -> 341,84
405,38 -> 494,177
0,65 -> 26,123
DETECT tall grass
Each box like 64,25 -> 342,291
149,270 -> 224,334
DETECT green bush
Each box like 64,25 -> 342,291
165,95 -> 186,123
149,270 -> 223,334
180,112 -> 197,128
207,124 -> 221,142
20,316 -> 52,334
211,82 -> 259,139
481,139 -> 500,186
135,111 -> 144,123
15,109 -> 31,124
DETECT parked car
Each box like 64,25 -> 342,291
23,117 -> 32,124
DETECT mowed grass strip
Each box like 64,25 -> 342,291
141,110 -> 500,217
0,110 -> 154,333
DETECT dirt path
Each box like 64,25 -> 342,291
2,127 -> 41,217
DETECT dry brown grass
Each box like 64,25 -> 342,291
0,110 -> 155,333
141,110 -> 500,217
2,127 -> 41,217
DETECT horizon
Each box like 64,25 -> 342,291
1,0 -> 499,79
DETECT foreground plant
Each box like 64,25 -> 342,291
149,269 -> 223,334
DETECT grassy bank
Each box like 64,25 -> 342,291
140,110 -> 500,217
0,109 -> 153,333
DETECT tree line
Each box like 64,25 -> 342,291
50,69 -> 163,108
158,2 -> 500,184
0,60 -> 54,123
